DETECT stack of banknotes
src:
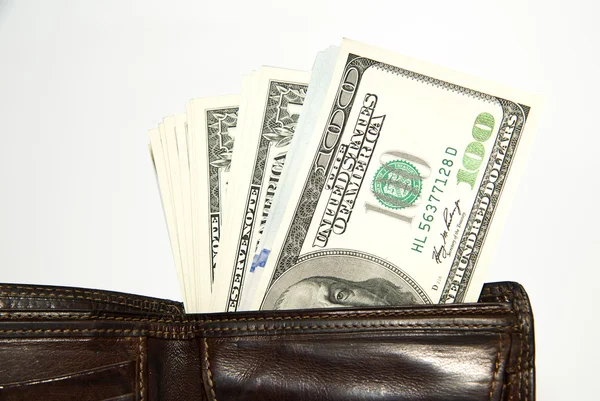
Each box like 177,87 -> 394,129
148,39 -> 541,313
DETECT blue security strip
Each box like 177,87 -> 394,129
250,249 -> 271,272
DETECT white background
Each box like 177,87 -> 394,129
0,1 -> 597,399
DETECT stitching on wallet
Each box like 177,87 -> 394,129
0,285 -> 182,313
139,337 -> 145,401
491,283 -> 529,401
486,285 -> 519,400
514,284 -> 531,401
0,291 -> 181,314
204,338 -> 217,401
511,284 -> 524,401
481,283 -> 532,401
502,285 -> 524,401
0,323 -> 517,338
201,307 -> 511,323
2,284 -> 178,308
521,287 -> 531,401
0,307 -> 511,324
506,363 -> 515,401
202,323 -> 513,333
489,334 -> 502,401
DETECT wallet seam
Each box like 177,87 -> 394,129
0,292 -> 182,314
138,337 -> 145,401
514,284 -> 531,401
203,338 -> 217,401
0,322 -> 518,338
0,306 -> 512,324
496,285 -> 528,401
481,283 -> 532,401
201,322 -> 516,333
0,285 -> 178,307
490,334 -> 502,401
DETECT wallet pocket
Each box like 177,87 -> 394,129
0,338 -> 143,401
201,331 -> 509,401
199,304 -> 516,401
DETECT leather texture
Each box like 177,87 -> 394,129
0,281 -> 534,400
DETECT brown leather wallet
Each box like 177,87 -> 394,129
0,281 -> 534,401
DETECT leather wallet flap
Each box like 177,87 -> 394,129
198,282 -> 533,401
0,281 -> 534,401
0,283 -> 184,315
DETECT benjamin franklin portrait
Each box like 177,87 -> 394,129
261,250 -> 429,310
273,275 -> 418,310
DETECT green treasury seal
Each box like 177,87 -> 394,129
372,160 -> 422,209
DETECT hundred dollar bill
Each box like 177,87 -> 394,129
174,113 -> 199,311
240,47 -> 339,310
187,96 -> 240,312
250,39 -> 541,310
148,127 -> 190,308
163,116 -> 200,310
211,67 -> 309,312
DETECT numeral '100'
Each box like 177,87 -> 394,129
456,112 -> 495,189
